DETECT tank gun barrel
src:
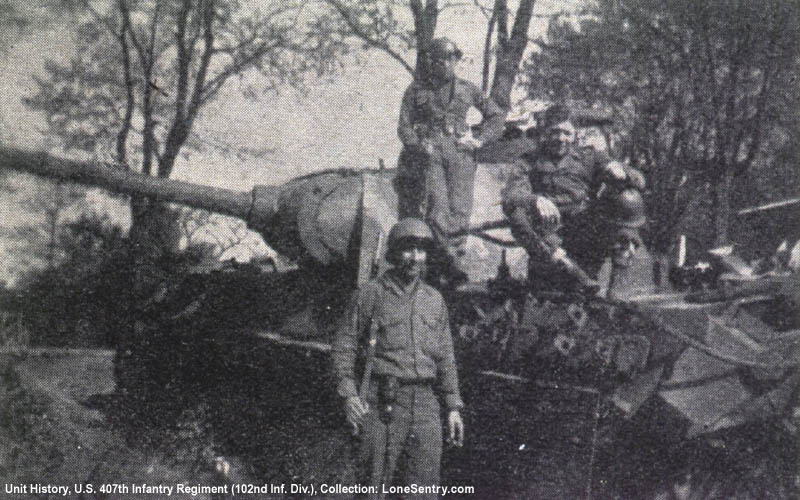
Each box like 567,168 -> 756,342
0,146 -> 254,220
0,145 -> 384,268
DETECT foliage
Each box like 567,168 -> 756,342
26,0 -> 348,168
0,365 -> 78,482
524,0 -> 800,250
316,0 -> 419,74
0,176 -> 86,273
318,0 -> 587,109
23,0 -> 351,258
13,214 -> 128,347
11,212 -> 217,348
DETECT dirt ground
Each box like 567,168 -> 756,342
0,347 -> 796,500
0,350 -> 227,500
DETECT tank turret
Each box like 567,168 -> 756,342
0,146 -> 397,269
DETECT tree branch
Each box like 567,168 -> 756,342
115,0 -> 135,166
496,0 -> 508,47
488,0 -> 533,108
410,0 -> 426,54
423,0 -> 438,42
509,0 -> 534,55
187,1 -> 215,125
200,35 -> 288,106
468,0 -> 493,19
158,0 -> 215,179
714,7 -> 750,175
324,0 -> 413,74
119,1 -> 146,72
120,0 -> 160,175
147,1 -> 161,61
185,2 -> 204,63
173,0 -> 192,123
410,0 -> 438,77
482,4 -> 497,92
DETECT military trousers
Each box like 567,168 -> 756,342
356,381 -> 442,500
396,140 -> 477,268
507,206 -> 607,290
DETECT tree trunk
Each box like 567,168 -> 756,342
490,53 -> 516,110
488,0 -> 535,110
127,196 -> 181,262
46,205 -> 58,269
713,171 -> 734,246
127,195 -> 154,261
410,0 -> 438,79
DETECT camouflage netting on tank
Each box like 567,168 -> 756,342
453,288 -> 659,385
450,279 -> 799,437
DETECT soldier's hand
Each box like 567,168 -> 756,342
603,161 -> 646,190
456,135 -> 482,151
447,410 -> 464,447
535,196 -> 561,226
604,161 -> 627,183
625,168 -> 646,190
421,139 -> 435,156
345,396 -> 369,435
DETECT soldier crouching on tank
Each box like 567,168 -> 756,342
332,218 -> 464,499
501,104 -> 647,291
395,37 -> 505,286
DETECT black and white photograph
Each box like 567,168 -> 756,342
0,0 -> 798,498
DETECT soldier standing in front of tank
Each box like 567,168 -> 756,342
395,37 -> 506,284
501,104 -> 647,290
332,218 -> 464,499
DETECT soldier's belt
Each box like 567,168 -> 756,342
414,124 -> 465,139
373,374 -> 435,387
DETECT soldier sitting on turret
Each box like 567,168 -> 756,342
501,104 -> 648,291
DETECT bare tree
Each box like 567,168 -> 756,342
318,0 -> 589,110
483,0 -> 535,109
25,0 -> 348,256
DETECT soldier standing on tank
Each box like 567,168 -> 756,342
501,104 -> 647,290
395,37 -> 506,284
332,218 -> 464,499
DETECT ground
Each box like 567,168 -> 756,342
0,350 -> 226,500
0,345 -> 796,500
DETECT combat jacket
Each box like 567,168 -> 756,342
398,77 -> 505,149
501,146 -> 614,219
332,270 -> 463,410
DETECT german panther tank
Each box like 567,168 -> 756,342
2,145 -> 798,498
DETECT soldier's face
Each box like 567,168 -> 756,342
432,56 -> 458,81
543,120 -> 576,157
398,245 -> 428,280
611,228 -> 641,268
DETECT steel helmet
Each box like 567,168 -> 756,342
386,218 -> 434,264
613,188 -> 647,228
429,37 -> 463,62
388,218 -> 434,249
